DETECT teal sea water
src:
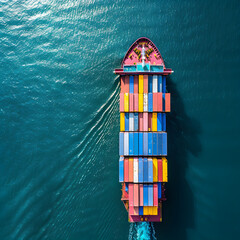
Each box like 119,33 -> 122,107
0,0 -> 240,239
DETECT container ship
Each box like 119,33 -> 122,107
114,37 -> 173,222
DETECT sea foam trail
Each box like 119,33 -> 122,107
129,222 -> 157,240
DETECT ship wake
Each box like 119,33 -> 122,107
129,222 -> 157,240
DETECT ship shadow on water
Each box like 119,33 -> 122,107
154,76 -> 202,240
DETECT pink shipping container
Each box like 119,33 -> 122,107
129,93 -> 134,112
148,113 -> 152,131
133,184 -> 139,206
143,113 -> 148,131
139,184 -> 143,206
153,93 -> 158,112
143,75 -> 148,93
157,93 -> 162,112
133,93 -> 138,112
153,184 -> 158,206
129,206 -> 134,215
124,158 -> 129,182
120,93 -> 124,112
134,75 -> 138,93
125,76 -> 129,93
121,76 -> 125,93
129,183 -> 134,206
139,113 -> 143,131
133,207 -> 139,215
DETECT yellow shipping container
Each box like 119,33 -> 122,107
143,206 -> 149,215
162,157 -> 168,182
153,158 -> 158,182
120,113 -> 125,131
124,93 -> 129,112
152,206 -> 158,215
138,94 -> 143,112
148,206 -> 153,215
152,113 -> 157,131
139,75 -> 143,94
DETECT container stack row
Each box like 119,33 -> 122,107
119,157 -> 168,183
119,74 -> 170,222
119,92 -> 170,112
119,132 -> 167,156
120,112 -> 166,132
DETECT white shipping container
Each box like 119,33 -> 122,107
129,113 -> 134,131
143,93 -> 148,112
153,75 -> 158,93
133,158 -> 138,183
124,132 -> 129,155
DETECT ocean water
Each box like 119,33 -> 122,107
0,0 -> 240,239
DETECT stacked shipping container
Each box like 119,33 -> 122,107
119,74 -> 170,222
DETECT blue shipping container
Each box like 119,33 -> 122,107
143,132 -> 148,155
157,133 -> 162,155
148,133 -> 153,155
134,113 -> 138,131
119,157 -> 124,182
162,76 -> 166,93
148,93 -> 153,112
125,113 -> 129,131
148,184 -> 153,206
138,158 -> 143,182
139,132 -> 143,155
162,93 -> 165,112
162,113 -> 166,131
157,113 -> 162,131
143,158 -> 148,182
129,133 -> 134,155
133,133 -> 139,155
153,133 -> 158,155
143,184 -> 148,206
129,75 -> 134,93
119,132 -> 124,155
158,183 -> 162,198
139,206 -> 143,215
148,75 -> 153,93
162,132 -> 167,155
158,75 -> 162,92
148,159 -> 153,182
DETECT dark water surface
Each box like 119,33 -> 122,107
0,0 -> 240,239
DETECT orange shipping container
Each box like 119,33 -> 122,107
153,93 -> 158,112
134,75 -> 138,93
133,93 -> 138,112
157,92 -> 162,112
121,76 -> 125,93
120,93 -> 124,112
165,93 -> 171,112
139,113 -> 143,131
139,184 -> 143,206
129,158 -> 134,182
129,93 -> 134,112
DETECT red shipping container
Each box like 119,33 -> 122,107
121,76 -> 125,93
157,93 -> 163,112
139,184 -> 143,206
133,184 -> 139,206
158,159 -> 163,182
143,75 -> 148,93
139,113 -> 143,131
129,93 -> 134,112
165,93 -> 171,112
133,93 -> 138,112
153,184 -> 158,206
129,159 -> 134,182
148,113 -> 152,131
129,206 -> 134,215
143,113 -> 148,131
120,93 -> 124,112
124,158 -> 129,182
134,75 -> 138,93
129,183 -> 134,206
153,93 -> 158,112
125,75 -> 129,93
